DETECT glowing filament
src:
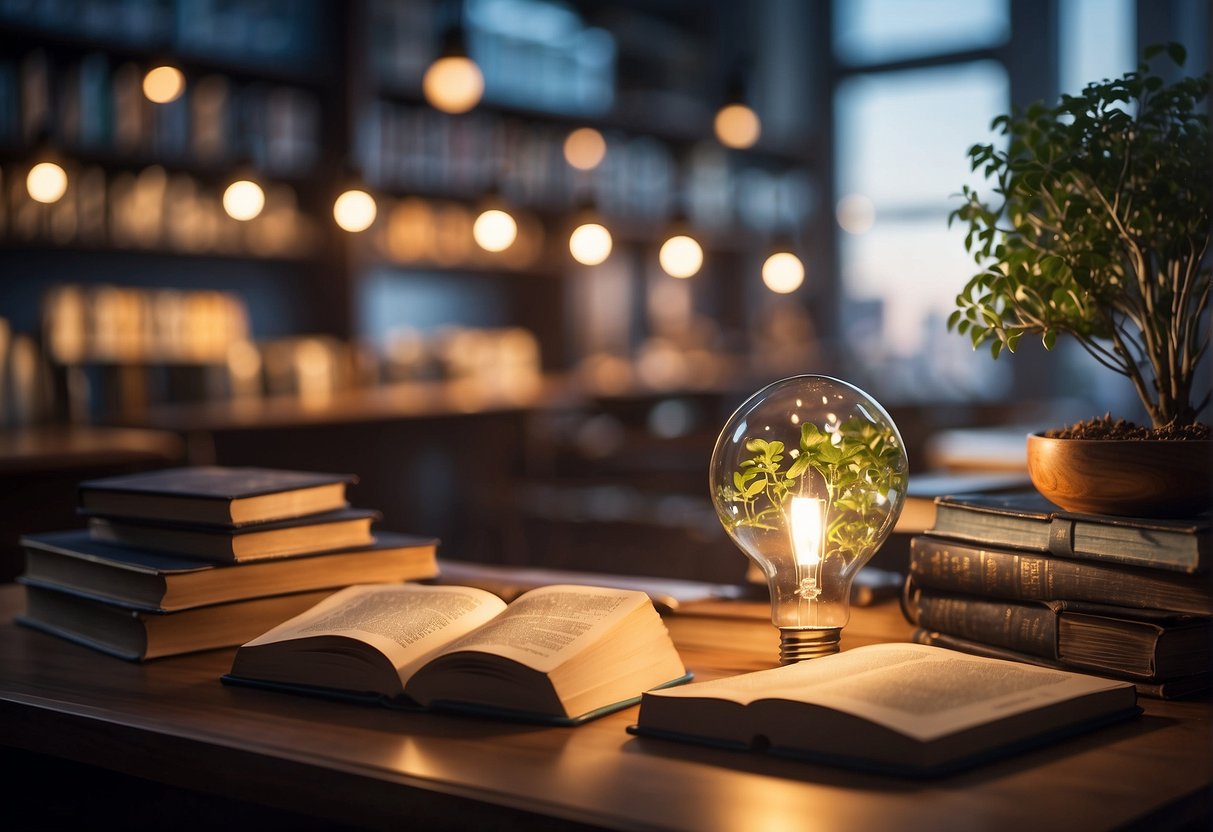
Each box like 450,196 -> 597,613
790,496 -> 825,602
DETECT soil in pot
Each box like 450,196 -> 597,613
1044,415 -> 1211,441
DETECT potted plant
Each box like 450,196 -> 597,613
948,43 -> 1210,517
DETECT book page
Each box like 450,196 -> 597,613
651,642 -> 1131,741
241,584 -> 507,681
432,584 -> 648,674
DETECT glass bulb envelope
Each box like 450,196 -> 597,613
710,375 -> 908,661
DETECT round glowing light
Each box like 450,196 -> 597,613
26,161 -> 68,204
333,189 -> 377,232
762,251 -> 806,294
836,193 -> 876,235
563,127 -> 607,170
222,179 -> 265,221
142,65 -> 185,104
422,56 -> 484,114
569,222 -> 613,266
714,103 -> 761,149
659,234 -> 704,278
472,208 -> 518,251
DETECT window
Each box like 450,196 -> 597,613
834,0 -> 1009,66
830,0 -> 1156,411
1059,0 -> 1134,96
833,14 -> 1010,401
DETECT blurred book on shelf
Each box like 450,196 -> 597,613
923,426 -> 1035,472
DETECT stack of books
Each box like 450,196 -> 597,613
16,466 -> 439,660
902,489 -> 1212,698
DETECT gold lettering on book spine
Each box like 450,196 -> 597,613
982,553 -> 998,584
1017,555 -> 1043,596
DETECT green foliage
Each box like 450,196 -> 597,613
948,43 -> 1211,427
720,418 -> 907,566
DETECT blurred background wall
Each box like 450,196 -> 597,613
0,0 -> 1208,582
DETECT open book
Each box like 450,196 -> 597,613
224,583 -> 690,725
630,643 -> 1139,776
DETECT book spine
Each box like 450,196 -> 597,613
909,536 -> 1212,616
912,590 -> 1059,659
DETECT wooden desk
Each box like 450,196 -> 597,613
0,584 -> 1208,831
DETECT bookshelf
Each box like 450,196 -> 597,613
0,0 -> 346,342
0,1 -> 829,572
1,1 -> 823,398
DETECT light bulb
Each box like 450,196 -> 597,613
762,251 -> 805,293
659,234 -> 703,278
837,193 -> 876,235
710,375 -> 908,663
714,103 -> 761,149
334,188 -> 377,232
569,222 -> 612,265
422,55 -> 484,114
223,179 -> 265,221
564,127 -> 607,170
27,161 -> 68,204
473,207 -> 517,251
142,65 -> 185,103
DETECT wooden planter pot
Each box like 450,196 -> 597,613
1026,433 -> 1213,518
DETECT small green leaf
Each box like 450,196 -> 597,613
786,456 -> 811,480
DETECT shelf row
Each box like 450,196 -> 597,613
2,149 -> 813,275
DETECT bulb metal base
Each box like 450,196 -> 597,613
778,627 -> 841,664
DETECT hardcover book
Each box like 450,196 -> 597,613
17,584 -> 336,661
902,582 -> 1211,681
911,630 -> 1210,700
77,466 -> 357,527
894,471 -> 1033,535
628,642 -> 1139,777
223,582 -> 690,725
928,490 -> 1210,573
87,507 -> 379,563
19,529 -> 438,611
909,534 -> 1212,616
